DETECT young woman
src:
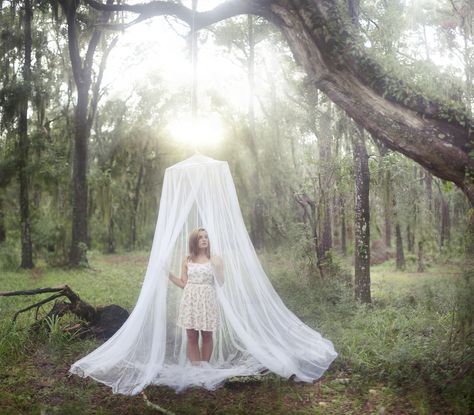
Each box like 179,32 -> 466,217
168,228 -> 224,365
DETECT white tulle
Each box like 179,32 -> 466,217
69,154 -> 338,395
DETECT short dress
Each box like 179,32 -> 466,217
176,260 -> 220,331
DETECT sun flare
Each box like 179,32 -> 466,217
166,115 -> 225,148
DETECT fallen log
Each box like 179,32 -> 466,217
0,285 -> 129,340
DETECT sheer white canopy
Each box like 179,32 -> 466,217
69,154 -> 338,394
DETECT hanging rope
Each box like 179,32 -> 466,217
191,0 -> 199,153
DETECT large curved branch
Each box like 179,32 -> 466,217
81,0 -> 472,130
81,0 -> 474,206
82,0 -> 274,28
271,0 -> 474,205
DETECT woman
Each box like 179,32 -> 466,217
168,228 -> 224,365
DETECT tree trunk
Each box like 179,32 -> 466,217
295,194 -> 326,279
407,224 -> 414,253
347,0 -> 360,24
440,197 -> 451,248
384,170 -> 392,248
352,125 -> 371,304
340,195 -> 347,256
0,198 -> 5,243
467,211 -> 474,256
131,162 -> 144,250
395,223 -> 405,270
311,203 -> 326,280
248,14 -> 264,250
18,0 -> 33,269
417,241 -> 425,272
107,215 -> 115,254
424,170 -> 433,212
318,105 -> 333,256
60,0 -> 115,266
69,86 -> 90,266
332,193 -> 339,251
392,188 -> 406,270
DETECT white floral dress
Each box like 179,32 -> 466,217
177,261 -> 220,331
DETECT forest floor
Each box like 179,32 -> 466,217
0,250 -> 472,415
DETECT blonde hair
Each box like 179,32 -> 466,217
188,228 -> 211,259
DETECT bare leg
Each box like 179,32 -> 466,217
201,330 -> 213,362
186,329 -> 200,365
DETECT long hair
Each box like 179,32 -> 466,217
188,227 -> 211,259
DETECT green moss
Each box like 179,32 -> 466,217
291,0 -> 471,130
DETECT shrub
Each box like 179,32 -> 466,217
0,240 -> 19,271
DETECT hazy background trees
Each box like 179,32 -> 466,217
0,0 -> 471,298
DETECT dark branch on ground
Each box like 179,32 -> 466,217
1,285 -> 129,340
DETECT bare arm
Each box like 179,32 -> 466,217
211,255 -> 225,287
168,258 -> 189,289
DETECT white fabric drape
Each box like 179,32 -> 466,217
69,154 -> 338,394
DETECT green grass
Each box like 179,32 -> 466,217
1,251 -> 473,414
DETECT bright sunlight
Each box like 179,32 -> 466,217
166,115 -> 226,148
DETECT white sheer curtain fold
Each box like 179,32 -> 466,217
69,154 -> 337,395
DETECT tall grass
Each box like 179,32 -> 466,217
0,250 -> 472,413
262,250 -> 474,413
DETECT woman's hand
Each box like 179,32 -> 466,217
211,255 -> 225,286
168,257 -> 189,289
210,255 -> 222,268
168,272 -> 185,289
